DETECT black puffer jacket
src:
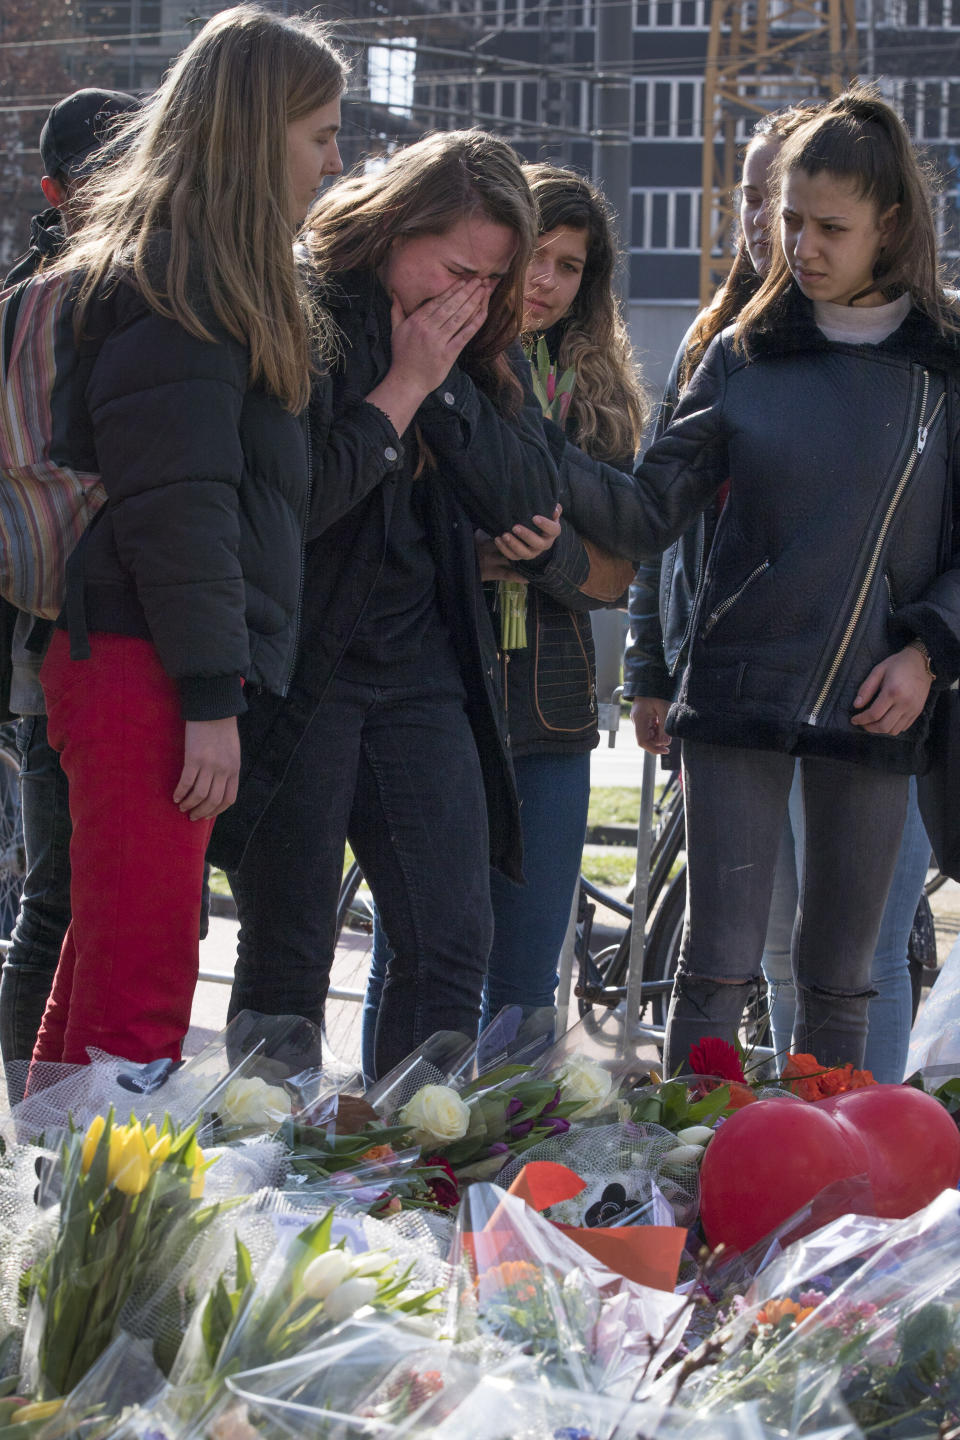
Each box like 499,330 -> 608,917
64,267 -> 310,720
210,270 -> 560,879
611,291 -> 960,773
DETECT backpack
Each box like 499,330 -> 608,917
0,272 -> 106,619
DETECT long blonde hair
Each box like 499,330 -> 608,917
522,164 -> 647,461
58,5 -> 347,412
303,130 -> 536,409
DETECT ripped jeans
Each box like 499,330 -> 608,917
663,740 -> 909,1075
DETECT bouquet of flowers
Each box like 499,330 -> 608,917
21,1111 -> 216,1399
495,336 -> 577,652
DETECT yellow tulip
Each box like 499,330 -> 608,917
106,1124 -> 128,1184
80,1114 -> 106,1174
189,1147 -> 206,1199
15,1399 -> 64,1423
143,1122 -> 158,1149
149,1133 -> 172,1167
112,1125 -> 152,1196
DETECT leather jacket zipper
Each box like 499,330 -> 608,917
805,371 -> 944,725
701,558 -> 770,638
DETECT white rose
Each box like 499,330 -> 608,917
302,1249 -> 352,1300
220,1076 -> 292,1127
397,1084 -> 470,1147
554,1057 -> 614,1118
323,1276 -> 379,1324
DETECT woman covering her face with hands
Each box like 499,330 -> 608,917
212,131 -> 561,1079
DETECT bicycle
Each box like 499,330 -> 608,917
574,769 -> 943,1032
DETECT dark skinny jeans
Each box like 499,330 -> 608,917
227,674 -> 493,1079
664,739 -> 909,1075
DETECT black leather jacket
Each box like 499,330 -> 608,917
619,291 -> 960,773
211,270 -> 560,880
623,319 -> 708,702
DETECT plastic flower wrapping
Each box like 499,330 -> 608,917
0,1005 -> 959,1439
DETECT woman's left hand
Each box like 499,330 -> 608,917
492,503 -> 563,564
851,646 -> 934,734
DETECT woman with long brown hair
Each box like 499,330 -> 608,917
28,4 -> 347,1068
211,131 -> 561,1079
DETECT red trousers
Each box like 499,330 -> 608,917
33,631 -> 214,1065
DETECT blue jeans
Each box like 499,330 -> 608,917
361,749 -> 590,1083
0,715 -> 72,1072
761,770 -> 928,1083
665,741 -> 908,1075
228,674 -> 493,1080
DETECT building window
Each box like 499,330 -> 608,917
633,78 -> 703,138
885,0 -> 960,23
631,187 -> 701,250
887,79 -> 960,140
634,0 -> 708,27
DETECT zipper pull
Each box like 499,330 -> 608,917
918,424 -> 929,454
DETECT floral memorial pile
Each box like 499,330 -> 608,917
0,980 -> 958,1440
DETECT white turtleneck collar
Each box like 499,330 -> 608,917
813,291 -> 913,346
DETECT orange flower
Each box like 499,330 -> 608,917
756,1297 -> 816,1328
477,1258 -> 541,1301
360,1144 -> 397,1163
725,1082 -> 758,1109
782,1053 -> 876,1101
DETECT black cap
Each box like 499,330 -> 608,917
39,88 -> 141,180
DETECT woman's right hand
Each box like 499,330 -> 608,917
631,696 -> 672,755
366,279 -> 490,434
175,716 -> 241,819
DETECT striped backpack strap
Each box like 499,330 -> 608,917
0,273 -> 106,619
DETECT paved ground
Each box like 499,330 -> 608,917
189,716 -> 960,1069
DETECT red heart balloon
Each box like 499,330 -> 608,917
699,1098 -> 868,1253
813,1084 -> 960,1219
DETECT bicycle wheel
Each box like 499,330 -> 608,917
0,724 -> 25,941
643,868 -> 686,1028
908,889 -> 937,1020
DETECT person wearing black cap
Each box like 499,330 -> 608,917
5,88 -> 140,287
0,88 -> 139,1096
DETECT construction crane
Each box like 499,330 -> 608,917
700,0 -> 860,303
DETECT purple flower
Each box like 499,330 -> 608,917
541,1089 -> 562,1114
488,1142 -> 510,1155
507,1097 -> 524,1117
546,1117 -> 570,1136
510,1119 -> 534,1138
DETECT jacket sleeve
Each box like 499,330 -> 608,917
414,348 -> 560,535
513,519 -> 598,612
306,382 -> 407,540
623,563 -> 674,700
622,333 -> 687,700
889,408 -> 960,683
85,306 -> 253,720
556,334 -> 730,562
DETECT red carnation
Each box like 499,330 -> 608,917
688,1037 -> 746,1083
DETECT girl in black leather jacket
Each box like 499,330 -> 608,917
215,133 -> 562,1080
624,89 -> 960,1074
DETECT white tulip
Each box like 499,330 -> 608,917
302,1249 -> 351,1300
323,1276 -> 379,1324
661,1143 -> 705,1168
676,1125 -> 715,1146
350,1251 -> 395,1277
220,1076 -> 292,1126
